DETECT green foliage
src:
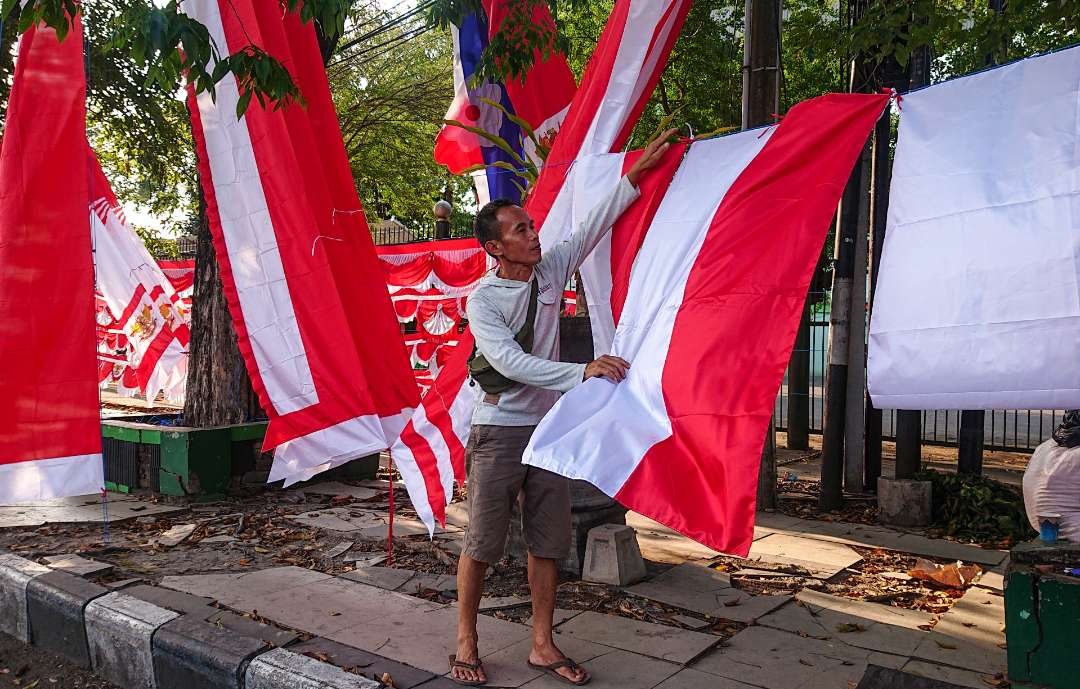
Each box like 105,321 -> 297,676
134,225 -> 181,259
2,0 -> 353,115
916,469 -> 1035,547
328,4 -> 475,233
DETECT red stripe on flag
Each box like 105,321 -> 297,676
616,94 -> 890,556
398,420 -> 448,526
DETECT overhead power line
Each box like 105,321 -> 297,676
334,0 -> 436,56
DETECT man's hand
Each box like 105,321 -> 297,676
584,355 -> 631,383
626,127 -> 679,187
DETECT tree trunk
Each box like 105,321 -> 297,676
182,193 -> 261,426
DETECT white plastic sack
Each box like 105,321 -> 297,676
1022,439 -> 1080,543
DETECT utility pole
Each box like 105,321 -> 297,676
894,31 -> 932,482
742,0 -> 782,509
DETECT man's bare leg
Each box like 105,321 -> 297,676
527,554 -> 588,683
453,554 -> 489,684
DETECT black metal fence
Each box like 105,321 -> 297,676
371,223 -> 474,246
774,288 -> 1061,454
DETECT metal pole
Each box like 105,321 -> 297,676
743,0 -> 783,509
864,112 -> 890,490
843,146 -> 870,494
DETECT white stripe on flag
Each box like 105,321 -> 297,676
0,454 -> 103,505
523,130 -> 773,493
186,0 -> 318,416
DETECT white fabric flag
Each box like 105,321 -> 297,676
868,46 -> 1080,410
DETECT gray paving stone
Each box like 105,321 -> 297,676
898,660 -> 1001,689
85,592 -> 179,689
340,566 -> 417,591
152,615 -> 267,689
125,584 -> 217,619
557,611 -> 719,664
479,595 -> 531,612
443,501 -> 470,529
691,625 -> 907,689
155,524 -> 197,547
398,572 -> 458,595
624,513 -> 723,564
246,648 -> 381,689
160,566 -> 334,606
0,553 -> 50,641
670,614 -> 710,631
207,610 -> 300,648
520,649 -> 680,689
478,635 -> 610,688
653,668 -> 760,689
43,554 -> 114,577
626,562 -> 790,623
748,533 -> 862,578
0,496 -> 183,528
106,578 -> 144,589
758,589 -> 933,656
289,637 -> 436,689
300,482 -> 382,500
26,570 -> 109,667
911,586 -> 1006,675
523,608 -> 581,627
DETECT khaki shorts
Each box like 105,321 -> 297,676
462,424 -> 571,564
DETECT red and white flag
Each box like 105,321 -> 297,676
524,94 -> 890,556
0,14 -> 104,502
396,0 -> 692,534
183,0 -> 419,485
89,152 -> 190,404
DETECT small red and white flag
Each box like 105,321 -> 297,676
0,13 -> 104,502
183,0 -> 419,485
396,0 -> 692,534
89,152 -> 190,404
524,94 -> 890,556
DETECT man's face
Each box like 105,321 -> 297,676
485,205 -> 542,266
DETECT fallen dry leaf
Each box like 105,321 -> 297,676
934,639 -> 958,650
909,559 -> 981,589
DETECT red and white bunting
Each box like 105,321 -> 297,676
183,0 -> 419,485
0,14 -> 104,502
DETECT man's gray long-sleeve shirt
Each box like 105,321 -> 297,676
467,175 -> 639,427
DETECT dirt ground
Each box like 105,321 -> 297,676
0,633 -> 118,689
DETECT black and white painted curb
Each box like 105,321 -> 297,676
0,551 -> 441,689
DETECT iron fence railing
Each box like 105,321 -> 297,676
774,288 -> 1061,454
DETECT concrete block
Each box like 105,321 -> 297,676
43,554 -> 114,577
152,615 -> 267,689
125,583 -> 217,619
206,610 -> 300,648
0,553 -> 50,641
582,524 -> 646,586
26,569 -> 108,667
878,477 -> 932,527
85,591 -> 179,689
289,637 -> 436,689
245,648 -> 382,689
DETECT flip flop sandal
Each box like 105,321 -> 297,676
448,654 -> 487,687
527,658 -> 591,686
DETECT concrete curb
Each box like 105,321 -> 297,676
246,649 -> 382,689
0,551 -> 446,689
85,591 -> 180,689
0,552 -> 50,641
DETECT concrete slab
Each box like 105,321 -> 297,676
670,615 -> 710,631
245,648 -> 382,689
300,482 -> 382,500
0,495 -> 183,528
156,524 -> 197,547
625,563 -> 790,623
288,638 -> 436,689
691,625 -> 908,689
520,649 -> 680,689
85,592 -> 179,689
170,569 -> 531,676
125,584 -> 218,619
900,660 -> 1000,689
523,609 -> 581,627
43,554 -> 114,577
625,513 -> 722,564
653,668 -> 760,689
340,566 -> 416,591
911,586 -> 1006,675
290,508 -> 374,532
444,501 -> 470,529
479,635 -> 610,688
748,533 -> 862,578
207,610 -> 300,648
479,595 -> 531,612
556,611 -> 719,664
0,553 -> 50,641
757,589 -> 933,657
398,572 -> 458,595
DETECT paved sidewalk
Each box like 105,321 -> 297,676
150,502 -> 1008,689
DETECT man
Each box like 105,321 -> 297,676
450,130 -> 677,686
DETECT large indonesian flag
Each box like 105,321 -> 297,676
183,0 -> 419,484
396,0 -> 692,534
524,94 -> 890,556
0,14 -> 104,502
89,152 -> 190,403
